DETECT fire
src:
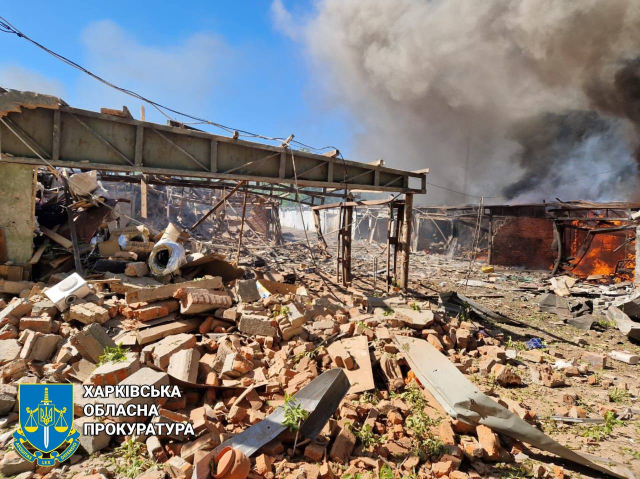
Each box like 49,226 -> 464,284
565,219 -> 635,282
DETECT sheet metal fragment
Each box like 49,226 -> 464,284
393,334 -> 635,479
440,291 -> 523,325
212,368 -> 350,458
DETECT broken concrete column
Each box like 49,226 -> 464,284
0,384 -> 17,415
0,298 -> 32,326
69,323 -> 117,363
103,368 -> 170,423
0,451 -> 35,476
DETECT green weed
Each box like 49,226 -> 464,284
98,344 -> 129,365
582,411 -> 622,441
110,438 -> 155,479
352,423 -> 384,450
609,388 -> 631,404
282,393 -> 310,453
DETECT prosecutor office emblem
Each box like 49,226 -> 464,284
13,384 -> 80,466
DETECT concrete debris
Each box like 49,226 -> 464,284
0,176 -> 639,479
69,323 -> 116,363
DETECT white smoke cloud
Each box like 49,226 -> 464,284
278,0 -> 640,203
0,64 -> 67,98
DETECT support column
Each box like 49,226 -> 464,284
337,205 -> 353,286
313,209 -> 328,250
386,205 -> 394,292
0,163 -> 36,266
343,205 -> 353,286
399,193 -> 413,292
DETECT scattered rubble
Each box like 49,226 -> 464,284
0,168 -> 639,479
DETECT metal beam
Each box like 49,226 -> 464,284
0,90 -> 426,194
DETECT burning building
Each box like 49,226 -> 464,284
410,201 -> 640,282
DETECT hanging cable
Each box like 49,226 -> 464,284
0,15 -> 340,151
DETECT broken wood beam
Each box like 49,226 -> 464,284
39,225 -> 73,250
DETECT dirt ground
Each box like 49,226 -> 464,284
278,228 -> 640,478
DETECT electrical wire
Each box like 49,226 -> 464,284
0,15 -> 340,151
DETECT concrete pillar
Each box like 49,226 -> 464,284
339,205 -> 353,286
0,163 -> 36,265
399,194 -> 413,291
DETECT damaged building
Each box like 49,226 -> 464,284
0,89 -> 639,479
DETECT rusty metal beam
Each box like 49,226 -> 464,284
0,89 -> 427,194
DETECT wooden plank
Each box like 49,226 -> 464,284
39,225 -> 73,249
189,181 -> 246,231
136,317 -> 200,345
49,255 -> 73,268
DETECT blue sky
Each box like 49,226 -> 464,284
0,1 -> 354,155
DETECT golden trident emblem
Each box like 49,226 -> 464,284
24,387 -> 68,449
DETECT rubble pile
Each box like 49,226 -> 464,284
0,172 -> 637,479
0,238 -> 639,479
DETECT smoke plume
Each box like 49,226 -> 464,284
289,0 -> 640,203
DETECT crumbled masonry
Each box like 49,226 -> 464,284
2,228 -> 640,479
0,97 -> 638,478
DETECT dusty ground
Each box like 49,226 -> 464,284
1,227 -> 637,479
274,228 -> 640,478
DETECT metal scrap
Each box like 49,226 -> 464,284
393,334 -> 635,479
